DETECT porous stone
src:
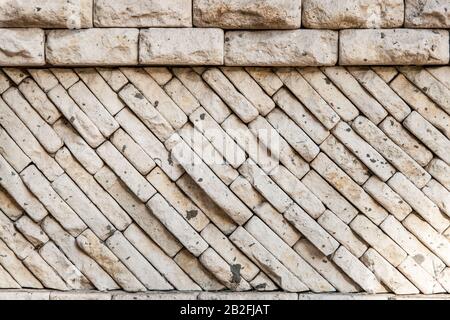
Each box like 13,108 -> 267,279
46,29 -> 139,66
225,30 -> 338,66
193,0 -> 302,29
140,28 -> 224,65
0,0 -> 93,28
303,0 -> 404,29
94,0 -> 192,27
340,29 -> 450,65
0,29 -> 44,66
405,0 -> 450,28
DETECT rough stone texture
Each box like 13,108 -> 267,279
140,28 -> 224,65
0,66 -> 449,298
46,29 -> 139,66
94,0 -> 192,27
0,0 -> 92,29
340,29 -> 450,65
225,30 -> 338,66
405,0 -> 450,28
303,0 -> 404,29
0,29 -> 44,66
193,0 -> 302,29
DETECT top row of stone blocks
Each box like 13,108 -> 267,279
0,0 -> 449,29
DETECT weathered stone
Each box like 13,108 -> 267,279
105,231 -> 173,290
76,229 -> 146,292
0,211 -> 34,260
199,248 -> 252,291
363,176 -> 412,221
198,292 -> 298,300
230,227 -> 308,292
423,179 -> 450,217
0,155 -> 48,222
405,0 -> 450,28
18,78 -> 61,124
0,264 -> 20,288
164,78 -> 200,116
2,68 -> 29,85
0,0 -> 92,28
246,216 -> 335,293
0,187 -> 23,221
22,251 -> 68,291
372,66 -> 399,83
147,194 -> 208,257
0,128 -> 30,173
55,147 -> 133,231
27,69 -> 59,92
361,249 -> 419,295
94,0 -> 191,27
96,68 -> 128,92
398,256 -> 446,294
47,29 -> 139,66
119,84 -> 174,142
14,215 -> 49,248
50,68 -> 79,89
203,68 -> 259,123
193,0 -> 301,29
3,87 -> 63,153
97,141 -> 156,202
427,159 -> 450,191
245,67 -> 283,96
120,68 -> 187,130
225,30 -> 338,66
39,242 -> 93,290
95,166 -> 183,257
140,28 -> 224,65
201,223 -> 259,281
145,67 -> 173,86
250,272 -> 278,291
303,0 -> 404,28
298,67 -> 359,122
322,67 -> 387,124
285,204 -> 339,256
302,171 -> 358,224
332,246 -> 386,294
0,29 -> 44,66
125,224 -> 201,291
340,29 -> 450,65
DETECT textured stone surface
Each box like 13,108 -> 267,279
0,29 -> 44,66
46,29 -> 139,66
140,28 -> 224,65
193,0 -> 301,29
340,29 -> 450,65
303,0 -> 404,28
405,0 -> 450,28
94,0 -> 192,27
225,30 -> 338,66
0,0 -> 92,28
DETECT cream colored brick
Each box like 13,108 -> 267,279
96,67 -> 128,92
50,68 -> 79,89
398,256 -> 446,294
164,78 -> 200,116
0,187 -> 23,221
14,215 -> 49,248
0,127 -> 30,173
427,159 -> 450,191
245,67 -> 283,96
422,180 -> 450,217
22,251 -> 68,291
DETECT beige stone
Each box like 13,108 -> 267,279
0,28 -> 44,66
0,127 -> 30,173
303,0 -> 404,28
193,0 -> 301,29
427,159 -> 450,191
14,215 -> 49,248
340,29 -> 450,65
47,29 -> 139,66
225,30 -> 338,66
94,0 -> 191,27
140,28 -> 224,65
405,0 -> 450,28
0,0 -> 92,28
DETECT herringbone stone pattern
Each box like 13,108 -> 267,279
0,66 -> 449,294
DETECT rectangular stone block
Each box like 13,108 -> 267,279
193,0 -> 301,29
47,29 -> 139,66
94,0 -> 191,27
225,30 -> 338,66
0,128 -> 30,173
405,0 -> 450,28
340,29 -> 450,65
303,0 -> 404,28
140,28 -> 224,65
0,0 -> 93,28
0,29 -> 44,66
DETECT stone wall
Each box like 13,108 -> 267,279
0,0 -> 448,67
0,1 -> 450,300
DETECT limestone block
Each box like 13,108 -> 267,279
96,68 -> 128,92
398,256 -> 446,294
50,69 -> 79,89
140,28 -> 224,65
427,159 -> 450,191
405,0 -> 450,28
0,128 -> 30,173
47,29 -> 139,66
225,30 -> 338,66
14,215 -> 49,248
164,78 -> 200,116
0,28 -> 44,66
245,67 -> 283,96
94,0 -> 191,27
193,0 -> 301,29
0,0 -> 92,28
340,29 -> 450,65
